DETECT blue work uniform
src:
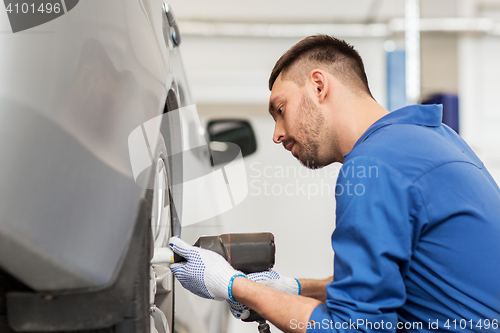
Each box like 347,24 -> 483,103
307,105 -> 500,332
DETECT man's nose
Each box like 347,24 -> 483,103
273,120 -> 285,144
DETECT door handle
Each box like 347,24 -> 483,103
163,3 -> 181,46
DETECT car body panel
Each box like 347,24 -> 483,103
0,0 -> 182,291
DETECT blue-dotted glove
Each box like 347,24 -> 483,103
169,237 -> 246,301
226,298 -> 251,319
248,269 -> 301,295
226,269 -> 301,319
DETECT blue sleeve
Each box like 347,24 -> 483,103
308,156 -> 418,332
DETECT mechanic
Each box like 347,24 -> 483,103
168,35 -> 500,332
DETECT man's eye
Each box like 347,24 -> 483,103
278,107 -> 283,115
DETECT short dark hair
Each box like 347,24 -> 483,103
269,35 -> 373,98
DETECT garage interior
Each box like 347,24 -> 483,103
165,1 -> 500,332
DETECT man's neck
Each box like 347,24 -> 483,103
339,97 -> 389,159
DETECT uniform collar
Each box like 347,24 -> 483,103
345,104 -> 443,157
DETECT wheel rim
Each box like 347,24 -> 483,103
150,158 -> 173,333
152,159 -> 171,246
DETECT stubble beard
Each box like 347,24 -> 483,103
295,92 -> 330,169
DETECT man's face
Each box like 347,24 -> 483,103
269,75 -> 338,169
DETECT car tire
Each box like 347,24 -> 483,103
114,135 -> 174,333
117,135 -> 174,333
114,189 -> 153,333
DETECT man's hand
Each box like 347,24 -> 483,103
169,237 -> 246,301
226,269 -> 300,320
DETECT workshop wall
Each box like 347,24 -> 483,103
179,35 -> 387,107
459,35 -> 500,182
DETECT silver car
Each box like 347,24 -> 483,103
0,1 -> 257,332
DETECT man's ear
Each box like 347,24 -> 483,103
310,70 -> 328,103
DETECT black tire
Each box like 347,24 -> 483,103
114,189 -> 153,333
116,136 -> 171,333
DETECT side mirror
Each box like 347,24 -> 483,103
206,119 -> 257,166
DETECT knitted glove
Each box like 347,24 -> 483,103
226,269 -> 301,320
169,237 -> 246,301
248,269 -> 301,295
226,298 -> 251,320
